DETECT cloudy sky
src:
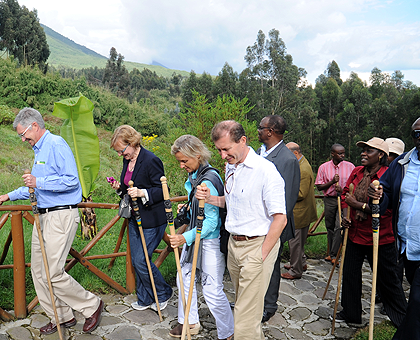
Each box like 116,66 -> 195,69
19,0 -> 420,86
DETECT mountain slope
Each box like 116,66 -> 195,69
41,24 -> 190,78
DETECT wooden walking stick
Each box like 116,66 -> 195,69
128,180 -> 163,322
323,196 -> 343,300
181,183 -> 206,340
369,180 -> 380,340
160,176 -> 191,340
25,170 -> 64,340
331,183 -> 354,334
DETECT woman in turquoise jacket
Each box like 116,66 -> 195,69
168,135 -> 234,340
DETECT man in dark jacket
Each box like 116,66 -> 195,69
257,115 -> 300,322
369,117 -> 420,340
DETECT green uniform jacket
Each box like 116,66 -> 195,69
293,155 -> 317,229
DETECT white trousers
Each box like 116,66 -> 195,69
32,208 -> 100,324
177,238 -> 234,339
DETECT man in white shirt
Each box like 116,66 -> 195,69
196,120 -> 287,340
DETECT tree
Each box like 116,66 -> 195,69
325,60 -> 342,86
242,28 -> 304,121
213,62 -> 238,98
0,0 -> 50,66
102,47 -> 130,96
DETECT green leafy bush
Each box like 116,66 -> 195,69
0,105 -> 15,125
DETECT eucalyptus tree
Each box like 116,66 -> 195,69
0,0 -> 49,66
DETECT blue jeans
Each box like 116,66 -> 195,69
129,218 -> 172,306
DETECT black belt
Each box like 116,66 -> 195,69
38,205 -> 78,214
231,235 -> 259,241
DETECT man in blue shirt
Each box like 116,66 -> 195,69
0,108 -> 103,335
369,117 -> 420,339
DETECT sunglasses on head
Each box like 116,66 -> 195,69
412,130 -> 420,139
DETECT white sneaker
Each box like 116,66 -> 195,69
131,301 -> 151,311
150,299 -> 168,311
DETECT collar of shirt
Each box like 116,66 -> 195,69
32,130 -> 50,152
226,146 -> 256,174
409,148 -> 420,164
259,140 -> 283,158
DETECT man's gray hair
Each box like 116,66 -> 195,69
13,108 -> 45,130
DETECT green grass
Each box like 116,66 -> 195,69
281,199 -> 328,261
352,320 -> 397,340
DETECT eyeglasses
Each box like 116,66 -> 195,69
116,144 -> 129,155
257,126 -> 271,131
18,123 -> 33,138
412,130 -> 420,139
224,170 -> 235,194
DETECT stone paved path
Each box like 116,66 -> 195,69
0,258 -> 410,339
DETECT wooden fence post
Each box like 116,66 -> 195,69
11,211 -> 26,318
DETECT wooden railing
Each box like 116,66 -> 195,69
0,194 -> 326,321
0,196 -> 188,320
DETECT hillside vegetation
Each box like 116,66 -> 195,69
42,24 -> 191,78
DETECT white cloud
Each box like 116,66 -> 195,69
17,0 -> 420,86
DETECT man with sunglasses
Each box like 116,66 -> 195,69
256,115 -> 300,322
368,117 -> 420,340
0,108 -> 103,335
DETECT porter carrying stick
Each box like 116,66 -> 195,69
369,180 -> 380,340
25,170 -> 64,340
181,183 -> 206,340
160,176 -> 191,340
331,183 -> 354,334
128,180 -> 162,322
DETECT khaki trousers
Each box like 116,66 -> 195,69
227,235 -> 280,340
32,208 -> 100,324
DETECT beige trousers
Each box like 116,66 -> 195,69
227,235 -> 280,340
32,208 -> 100,324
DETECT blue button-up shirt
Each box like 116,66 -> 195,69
8,130 -> 82,208
398,149 -> 420,260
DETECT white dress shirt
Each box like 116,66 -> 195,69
224,147 -> 286,236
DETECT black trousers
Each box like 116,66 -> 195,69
264,241 -> 284,313
392,255 -> 420,340
341,239 -> 407,327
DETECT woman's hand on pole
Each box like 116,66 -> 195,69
344,193 -> 359,209
168,234 -> 187,249
127,187 -> 145,198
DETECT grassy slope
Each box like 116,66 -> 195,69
0,121 -> 177,308
43,24 -> 191,78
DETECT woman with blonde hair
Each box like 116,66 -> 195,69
168,135 -> 234,340
109,125 -> 172,312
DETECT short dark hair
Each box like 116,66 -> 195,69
265,115 -> 287,135
331,143 -> 344,152
211,120 -> 246,143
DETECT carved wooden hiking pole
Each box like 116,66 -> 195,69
25,170 -> 64,340
369,180 -> 380,340
160,176 -> 191,340
181,183 -> 206,340
331,183 -> 354,335
322,196 -> 342,300
128,180 -> 162,322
